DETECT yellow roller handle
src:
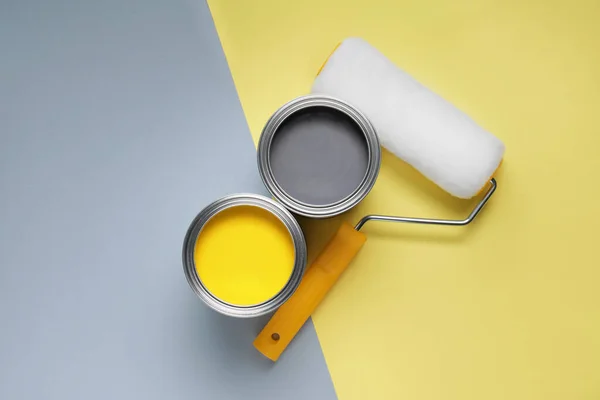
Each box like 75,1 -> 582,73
253,222 -> 367,361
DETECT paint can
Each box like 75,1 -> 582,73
182,194 -> 307,317
257,95 -> 381,218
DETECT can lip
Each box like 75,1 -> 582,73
182,193 -> 307,318
257,95 -> 381,218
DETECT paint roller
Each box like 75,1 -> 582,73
254,37 -> 505,361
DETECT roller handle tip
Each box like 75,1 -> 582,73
253,222 -> 367,361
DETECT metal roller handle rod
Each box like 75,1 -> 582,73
355,179 -> 497,231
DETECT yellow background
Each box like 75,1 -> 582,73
207,1 -> 600,398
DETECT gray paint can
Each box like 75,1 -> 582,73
258,95 -> 381,218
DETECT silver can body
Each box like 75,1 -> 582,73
257,95 -> 381,218
182,194 -> 307,318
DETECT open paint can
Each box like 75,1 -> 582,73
257,95 -> 381,218
182,194 -> 307,317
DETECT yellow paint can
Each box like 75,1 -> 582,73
183,194 -> 306,317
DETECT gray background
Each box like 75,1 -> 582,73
0,0 -> 336,399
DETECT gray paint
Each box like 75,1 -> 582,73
0,1 -> 337,399
270,107 -> 369,206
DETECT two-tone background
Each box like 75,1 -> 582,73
1,1 -> 599,399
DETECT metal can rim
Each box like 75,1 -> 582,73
182,193 -> 307,318
257,95 -> 381,218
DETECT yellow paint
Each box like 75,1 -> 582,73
194,205 -> 295,306
207,0 -> 600,399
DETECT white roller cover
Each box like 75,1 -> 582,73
312,37 -> 505,199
